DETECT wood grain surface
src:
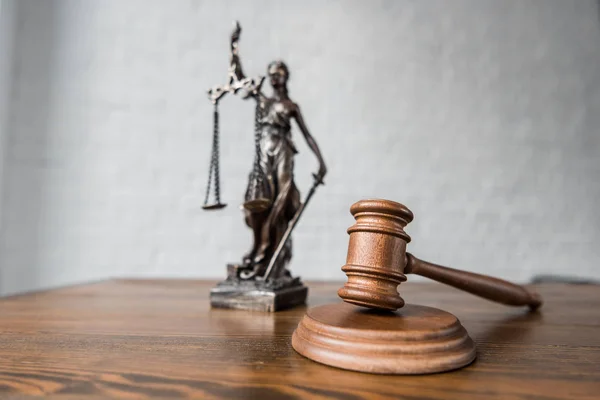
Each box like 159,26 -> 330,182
0,280 -> 598,399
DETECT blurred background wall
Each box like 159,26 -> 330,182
0,0 -> 598,296
0,0 -> 15,292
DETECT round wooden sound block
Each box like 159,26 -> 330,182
292,302 -> 476,374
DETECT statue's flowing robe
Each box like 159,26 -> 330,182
245,98 -> 301,278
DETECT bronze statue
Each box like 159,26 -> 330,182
204,22 -> 326,311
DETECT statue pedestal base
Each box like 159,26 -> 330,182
210,265 -> 308,312
292,302 -> 476,374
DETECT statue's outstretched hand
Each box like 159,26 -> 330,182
230,21 -> 241,52
314,164 -> 327,186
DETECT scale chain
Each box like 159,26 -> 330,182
245,102 -> 266,202
213,103 -> 222,204
203,102 -> 221,207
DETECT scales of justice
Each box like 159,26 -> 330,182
203,22 -> 327,312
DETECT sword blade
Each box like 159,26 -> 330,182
261,179 -> 321,281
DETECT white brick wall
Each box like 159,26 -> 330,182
1,0 -> 599,295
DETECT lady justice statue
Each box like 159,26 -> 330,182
205,22 -> 327,311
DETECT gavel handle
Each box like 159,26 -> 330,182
405,253 -> 542,310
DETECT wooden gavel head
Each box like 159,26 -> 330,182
338,199 -> 414,310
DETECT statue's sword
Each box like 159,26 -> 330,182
261,174 -> 324,281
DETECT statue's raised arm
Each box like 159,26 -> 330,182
207,21 -> 264,103
228,21 -> 265,100
229,21 -> 244,81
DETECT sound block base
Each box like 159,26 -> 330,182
292,302 -> 476,374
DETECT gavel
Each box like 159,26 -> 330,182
338,199 -> 542,311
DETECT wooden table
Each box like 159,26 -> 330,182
0,280 -> 598,399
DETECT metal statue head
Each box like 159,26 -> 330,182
267,60 -> 289,89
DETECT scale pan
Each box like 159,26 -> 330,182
242,198 -> 271,212
202,203 -> 227,211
